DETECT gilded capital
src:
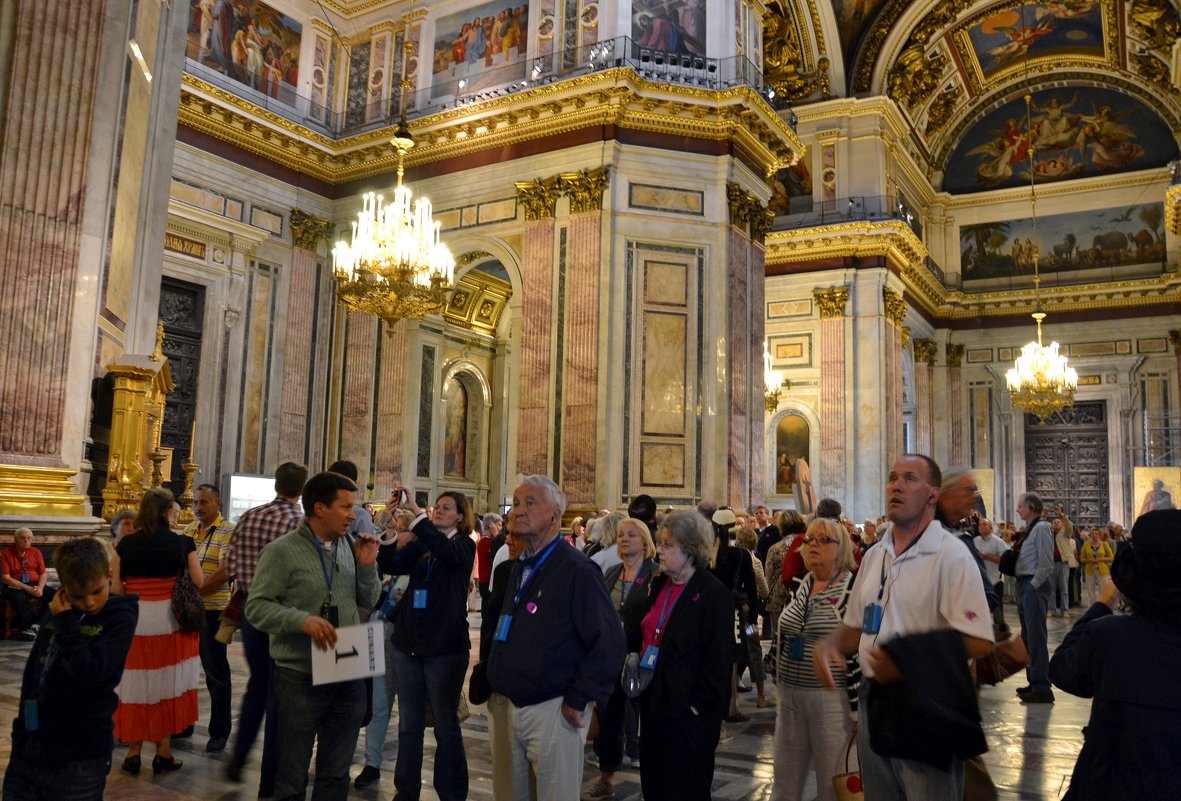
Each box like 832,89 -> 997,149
901,326 -> 911,348
559,167 -> 609,214
290,209 -> 332,251
1170,330 -> 1181,355
913,338 -> 938,365
813,287 -> 849,318
515,176 -> 561,221
726,183 -> 772,242
946,343 -> 965,369
882,287 -> 906,326
726,183 -> 750,228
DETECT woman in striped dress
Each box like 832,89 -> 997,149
770,517 -> 860,801
112,488 -> 204,776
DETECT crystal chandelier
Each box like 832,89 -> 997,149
1005,87 -> 1078,422
764,340 -> 787,412
332,43 -> 455,326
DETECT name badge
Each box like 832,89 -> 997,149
640,645 -> 659,670
862,603 -> 883,634
320,604 -> 339,627
413,589 -> 428,609
20,573 -> 28,584
788,634 -> 806,661
23,700 -> 38,732
494,614 -> 512,642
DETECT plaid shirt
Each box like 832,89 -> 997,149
224,497 -> 303,594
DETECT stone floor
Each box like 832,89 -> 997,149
0,603 -> 1088,800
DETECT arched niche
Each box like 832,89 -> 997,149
440,359 -> 492,488
765,401 -> 821,510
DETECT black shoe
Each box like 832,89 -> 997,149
206,737 -> 227,754
121,755 -> 141,776
1015,685 -> 1033,696
1021,690 -> 1055,704
226,756 -> 244,783
153,755 -> 183,774
354,765 -> 381,788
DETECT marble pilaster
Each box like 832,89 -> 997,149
913,338 -> 937,456
727,230 -> 752,508
883,288 -> 906,467
749,243 -> 766,507
340,312 -> 378,492
560,210 -> 601,506
373,320 -> 409,495
814,287 -> 848,504
947,343 -> 966,466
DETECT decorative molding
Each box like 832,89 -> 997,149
813,286 -> 849,318
289,209 -> 332,251
726,182 -> 773,242
559,167 -> 610,214
456,250 -> 493,267
913,338 -> 938,364
515,176 -> 561,221
946,343 -> 965,368
1170,329 -> 1181,355
883,287 -> 906,326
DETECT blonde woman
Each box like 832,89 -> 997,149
591,512 -> 627,574
1079,528 -> 1114,605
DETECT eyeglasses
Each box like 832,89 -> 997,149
656,540 -> 677,550
801,536 -> 839,545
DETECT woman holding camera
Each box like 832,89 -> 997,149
379,488 -> 476,801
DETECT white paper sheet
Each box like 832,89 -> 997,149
310,620 -> 385,685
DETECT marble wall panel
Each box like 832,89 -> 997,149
517,220 -> 555,476
767,298 -> 812,318
628,184 -> 705,216
641,443 -> 685,486
642,312 -> 687,437
277,249 -> 317,463
644,262 -> 687,307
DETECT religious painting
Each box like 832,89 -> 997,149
774,414 -> 809,494
1133,467 -> 1179,519
443,377 -> 468,477
832,0 -> 888,68
959,201 -> 1166,286
631,0 -> 706,56
767,145 -> 813,216
186,0 -> 301,102
431,0 -> 528,100
944,87 -> 1177,194
963,2 -> 1103,80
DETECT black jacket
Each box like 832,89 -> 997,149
12,593 -> 139,765
1050,604 -> 1181,801
638,570 -> 735,724
604,557 -> 658,646
379,517 -> 475,657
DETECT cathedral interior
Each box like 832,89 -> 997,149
0,0 -> 1179,539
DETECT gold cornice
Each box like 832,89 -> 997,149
179,69 -> 803,185
765,219 -> 927,274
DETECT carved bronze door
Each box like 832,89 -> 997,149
1024,402 -> 1109,528
158,278 -> 205,490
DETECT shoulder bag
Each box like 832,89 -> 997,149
172,565 -> 205,632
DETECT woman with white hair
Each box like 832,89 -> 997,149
591,512 -> 626,574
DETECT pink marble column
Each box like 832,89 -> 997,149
373,320 -> 408,494
560,211 -> 600,506
749,243 -> 767,507
277,247 -> 319,462
882,289 -> 906,468
814,288 -> 848,502
912,339 -> 937,456
0,0 -> 107,465
947,343 -> 965,466
340,312 -> 378,479
516,217 -> 556,476
727,230 -> 751,508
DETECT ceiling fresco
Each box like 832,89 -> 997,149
956,2 -> 1106,82
832,0 -> 888,75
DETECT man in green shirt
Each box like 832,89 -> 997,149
246,471 -> 381,801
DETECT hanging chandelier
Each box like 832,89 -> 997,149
332,42 -> 455,326
1005,86 -> 1078,422
764,340 -> 787,412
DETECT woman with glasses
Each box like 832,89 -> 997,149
636,511 -> 734,801
770,517 -> 860,801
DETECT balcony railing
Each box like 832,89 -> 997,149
183,34 -> 792,140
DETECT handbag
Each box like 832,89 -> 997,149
171,566 -> 205,632
999,537 -> 1023,577
215,587 -> 245,645
974,626 -> 1029,686
620,652 -> 654,699
832,729 -> 863,801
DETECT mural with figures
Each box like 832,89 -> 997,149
944,87 -> 1177,193
767,146 -> 813,216
833,0 -> 888,68
631,0 -> 707,56
959,202 -> 1166,284
431,1 -> 528,100
186,0 -> 301,101
964,2 -> 1104,79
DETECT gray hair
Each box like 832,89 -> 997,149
1020,492 -> 1044,514
515,474 -> 567,517
481,513 -> 503,531
659,510 -> 716,569
596,512 -> 626,547
941,465 -> 974,490
109,510 -> 135,537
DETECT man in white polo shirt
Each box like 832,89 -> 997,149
814,454 -> 994,801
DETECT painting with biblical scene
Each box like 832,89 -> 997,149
631,0 -> 707,56
186,0 -> 301,102
832,0 -> 889,68
431,0 -> 528,100
964,2 -> 1103,80
959,202 -> 1166,285
774,415 -> 809,493
944,87 -> 1177,193
768,146 -> 813,216
443,378 -> 468,477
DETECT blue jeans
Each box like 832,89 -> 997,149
857,684 -> 964,801
1053,562 -> 1070,614
390,648 -> 469,801
233,610 -> 277,786
273,668 -> 366,801
1017,576 -> 1051,693
199,609 -> 232,741
363,619 -> 398,769
3,753 -> 110,801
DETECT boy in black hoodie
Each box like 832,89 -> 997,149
3,537 -> 138,801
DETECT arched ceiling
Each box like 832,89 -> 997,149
772,0 -> 1181,192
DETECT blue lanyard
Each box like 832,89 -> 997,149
421,556 -> 437,583
802,571 -> 844,627
313,535 -> 338,602
653,582 -> 684,643
513,536 -> 562,606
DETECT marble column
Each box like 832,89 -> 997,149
340,312 -> 379,489
814,287 -> 849,506
278,211 -> 331,464
883,288 -> 906,467
947,343 -> 966,466
373,320 -> 409,495
913,339 -> 938,456
513,177 -> 560,476
558,169 -> 607,507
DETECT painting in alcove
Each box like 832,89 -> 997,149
944,87 -> 1177,193
431,0 -> 528,100
768,145 -> 813,216
186,0 -> 301,101
832,0 -> 888,67
631,0 -> 706,55
959,201 -> 1166,285
443,378 -> 468,477
964,2 -> 1103,79
775,414 -> 815,514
